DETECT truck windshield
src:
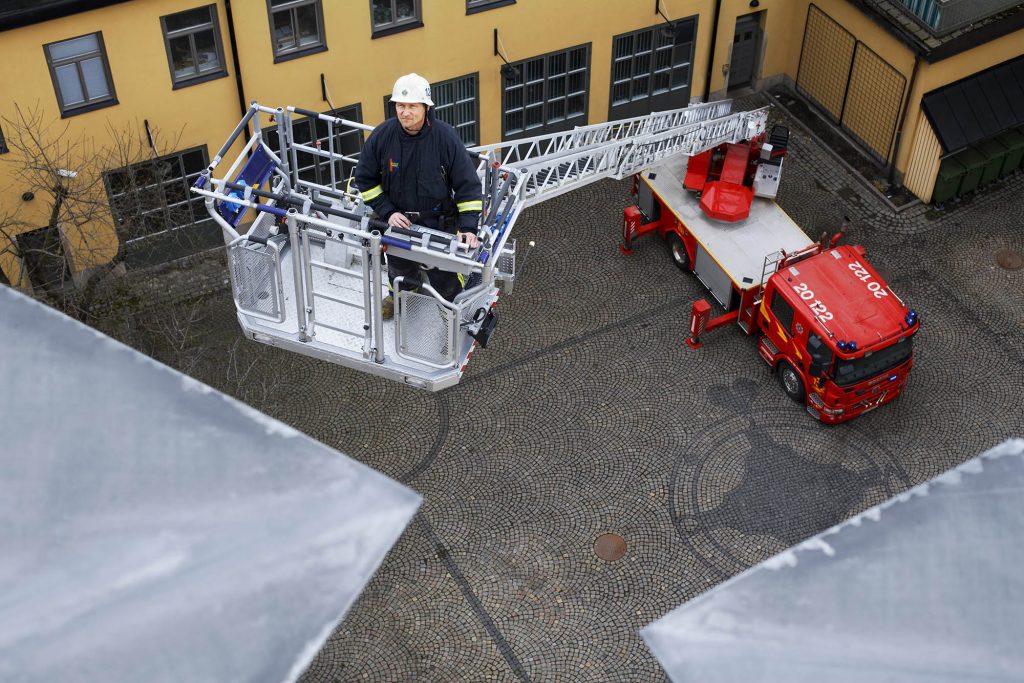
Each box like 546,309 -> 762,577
833,336 -> 913,387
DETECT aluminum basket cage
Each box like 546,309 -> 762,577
393,278 -> 459,368
227,233 -> 286,324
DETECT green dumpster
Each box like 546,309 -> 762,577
996,127 -> 1024,176
955,148 -> 986,196
932,156 -> 965,204
976,138 -> 1007,187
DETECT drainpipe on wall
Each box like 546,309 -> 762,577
888,53 -> 921,187
703,0 -> 723,102
223,0 -> 247,118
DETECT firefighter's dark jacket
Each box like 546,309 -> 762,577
354,109 -> 482,232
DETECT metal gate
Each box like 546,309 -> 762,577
796,4 -> 907,162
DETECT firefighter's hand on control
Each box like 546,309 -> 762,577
388,212 -> 412,228
458,232 -> 481,249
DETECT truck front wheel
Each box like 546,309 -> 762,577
777,362 -> 805,402
665,233 -> 690,271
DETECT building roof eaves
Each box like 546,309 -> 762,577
0,0 -> 133,33
846,0 -> 1024,63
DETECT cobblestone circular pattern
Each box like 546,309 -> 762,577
668,378 -> 910,578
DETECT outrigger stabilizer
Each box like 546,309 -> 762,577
194,100 -> 768,390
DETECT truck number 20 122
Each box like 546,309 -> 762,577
848,261 -> 889,299
792,283 -> 834,321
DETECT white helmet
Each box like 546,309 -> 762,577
391,73 -> 433,107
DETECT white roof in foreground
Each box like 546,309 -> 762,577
642,437 -> 1024,683
0,286 -> 421,683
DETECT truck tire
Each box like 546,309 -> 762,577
777,361 -> 805,402
665,233 -> 690,271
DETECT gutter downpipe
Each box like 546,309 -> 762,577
223,0 -> 247,119
703,0 -> 723,102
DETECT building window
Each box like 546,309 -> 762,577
371,0 -> 422,37
503,44 -> 590,139
104,147 -> 210,245
385,74 -> 479,145
160,5 -> 227,89
263,105 -> 364,188
609,19 -> 696,119
44,32 -> 117,117
433,74 -> 480,145
466,0 -> 515,14
0,124 -> 8,154
267,0 -> 326,62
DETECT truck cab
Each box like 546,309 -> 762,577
757,244 -> 918,423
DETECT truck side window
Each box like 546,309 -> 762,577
806,333 -> 832,366
769,290 -> 795,334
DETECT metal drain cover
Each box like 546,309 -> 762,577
594,533 -> 627,562
996,249 -> 1023,271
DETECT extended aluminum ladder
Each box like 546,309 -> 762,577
473,101 -> 768,209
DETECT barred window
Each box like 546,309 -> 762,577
433,74 -> 479,146
104,147 -> 210,244
609,19 -> 696,119
503,44 -> 590,139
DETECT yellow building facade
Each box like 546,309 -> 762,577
1,0 -> 1021,287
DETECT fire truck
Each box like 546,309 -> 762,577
621,123 -> 919,423
193,99 -> 917,421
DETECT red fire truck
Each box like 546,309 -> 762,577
621,129 -> 919,424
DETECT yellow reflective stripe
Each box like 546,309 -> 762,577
457,200 -> 483,212
361,185 -> 383,201
457,273 -> 465,287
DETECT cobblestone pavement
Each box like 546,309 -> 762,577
142,92 -> 1023,681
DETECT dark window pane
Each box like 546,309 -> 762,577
395,0 -> 415,21
548,75 -> 566,98
169,35 -> 196,78
568,72 -> 584,93
295,4 -> 320,46
525,82 -> 543,106
373,0 -> 394,25
567,94 -> 584,116
525,105 -> 543,129
165,7 -> 211,33
182,149 -> 206,174
671,64 -> 690,89
653,71 -> 670,94
506,110 -> 523,133
273,11 -> 295,51
548,98 -> 565,122
193,30 -> 220,72
613,82 -> 630,104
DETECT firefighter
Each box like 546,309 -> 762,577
355,73 -> 483,320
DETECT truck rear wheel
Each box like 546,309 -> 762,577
665,233 -> 690,271
777,362 -> 805,402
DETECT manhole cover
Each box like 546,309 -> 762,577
996,249 -> 1023,271
593,533 -> 627,562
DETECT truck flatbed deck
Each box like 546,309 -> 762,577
641,159 -> 811,307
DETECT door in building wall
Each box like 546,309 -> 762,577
729,12 -> 762,90
608,18 -> 697,121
